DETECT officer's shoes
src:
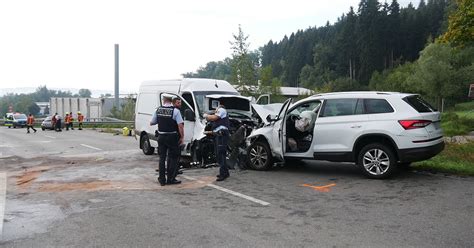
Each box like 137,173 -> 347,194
216,174 -> 229,181
158,178 -> 166,186
34,130 -> 37,133
167,179 -> 181,185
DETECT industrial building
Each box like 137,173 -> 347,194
49,97 -> 130,120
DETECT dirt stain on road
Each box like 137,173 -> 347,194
16,166 -> 51,189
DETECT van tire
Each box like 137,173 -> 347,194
357,143 -> 396,179
141,136 -> 155,155
247,141 -> 272,170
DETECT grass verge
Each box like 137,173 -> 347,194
413,141 -> 474,176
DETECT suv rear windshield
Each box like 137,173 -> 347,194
403,95 -> 437,113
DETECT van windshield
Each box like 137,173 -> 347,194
193,91 -> 238,115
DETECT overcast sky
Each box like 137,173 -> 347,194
0,0 -> 419,93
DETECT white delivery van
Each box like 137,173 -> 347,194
135,78 -> 263,164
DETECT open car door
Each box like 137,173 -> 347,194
160,92 -> 196,146
271,98 -> 292,162
255,94 -> 270,105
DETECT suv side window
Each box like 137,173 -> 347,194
365,99 -> 394,114
320,99 -> 358,117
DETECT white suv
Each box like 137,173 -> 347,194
246,92 -> 445,179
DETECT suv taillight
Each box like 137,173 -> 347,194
398,120 -> 432,130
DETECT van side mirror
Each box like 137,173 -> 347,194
184,109 -> 195,121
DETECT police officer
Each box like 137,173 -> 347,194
150,95 -> 184,186
204,104 -> 230,181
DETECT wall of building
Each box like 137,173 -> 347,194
49,97 -> 127,120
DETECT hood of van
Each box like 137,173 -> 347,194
205,94 -> 252,112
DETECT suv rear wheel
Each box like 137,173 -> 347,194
357,143 -> 396,179
247,141 -> 272,170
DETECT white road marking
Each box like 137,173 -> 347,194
43,135 -> 56,139
182,175 -> 270,206
80,144 -> 102,151
0,172 -> 7,235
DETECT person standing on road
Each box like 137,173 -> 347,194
77,112 -> 84,130
172,97 -> 185,177
26,114 -> 37,133
55,113 -> 62,132
150,95 -> 184,186
69,113 -> 74,130
204,104 -> 230,181
51,113 -> 57,130
65,112 -> 74,131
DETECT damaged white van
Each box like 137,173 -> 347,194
246,92 -> 444,179
135,78 -> 265,165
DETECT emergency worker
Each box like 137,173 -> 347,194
55,113 -> 62,132
51,113 -> 57,129
26,114 -> 37,133
77,112 -> 84,130
69,113 -> 74,130
204,104 -> 230,181
150,95 -> 184,186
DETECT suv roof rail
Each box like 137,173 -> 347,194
311,91 -> 400,97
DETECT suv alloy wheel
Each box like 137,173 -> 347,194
357,143 -> 397,179
247,141 -> 272,170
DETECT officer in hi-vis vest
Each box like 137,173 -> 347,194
150,95 -> 184,186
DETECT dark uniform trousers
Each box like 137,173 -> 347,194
158,133 -> 179,183
216,129 -> 230,177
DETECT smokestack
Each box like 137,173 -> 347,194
114,44 -> 119,109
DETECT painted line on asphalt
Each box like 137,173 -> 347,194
0,172 -> 7,235
80,144 -> 103,151
43,135 -> 57,139
182,175 -> 270,206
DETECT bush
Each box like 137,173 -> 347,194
454,101 -> 474,111
441,112 -> 474,136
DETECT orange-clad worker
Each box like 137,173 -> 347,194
69,113 -> 74,130
26,113 -> 37,133
77,112 -> 84,130
65,113 -> 73,131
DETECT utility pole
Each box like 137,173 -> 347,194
114,44 -> 119,109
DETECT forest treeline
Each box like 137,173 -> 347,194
183,0 -> 474,108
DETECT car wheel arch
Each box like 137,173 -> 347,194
353,133 -> 399,161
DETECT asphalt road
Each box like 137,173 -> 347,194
0,127 -> 473,247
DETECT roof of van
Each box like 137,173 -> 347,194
139,78 -> 238,94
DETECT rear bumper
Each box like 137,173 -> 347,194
398,141 -> 445,163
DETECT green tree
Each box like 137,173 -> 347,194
78,89 -> 92,98
109,96 -> 135,121
439,0 -> 474,47
230,25 -> 257,95
27,103 -> 40,115
412,42 -> 474,108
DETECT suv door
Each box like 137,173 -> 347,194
314,98 -> 368,154
271,98 -> 292,161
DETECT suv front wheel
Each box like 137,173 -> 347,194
357,143 -> 396,179
247,141 -> 272,170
